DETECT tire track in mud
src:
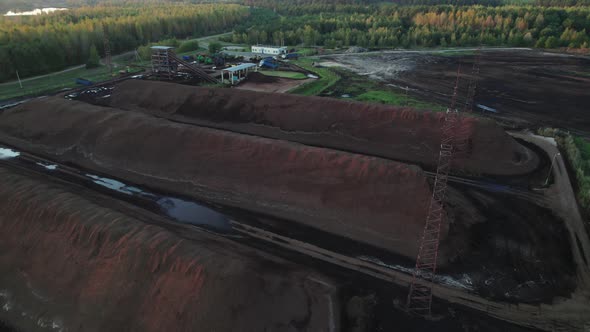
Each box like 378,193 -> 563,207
423,171 -> 548,205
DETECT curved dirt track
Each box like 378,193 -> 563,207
107,80 -> 539,176
0,166 -> 337,332
0,97 -> 441,260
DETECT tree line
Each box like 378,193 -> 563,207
243,0 -> 590,7
0,3 -> 248,82
227,4 -> 590,51
2,0 -> 589,82
0,0 -> 240,13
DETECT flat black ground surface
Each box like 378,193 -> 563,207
325,50 -> 590,136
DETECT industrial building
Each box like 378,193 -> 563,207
251,45 -> 287,55
221,63 -> 257,85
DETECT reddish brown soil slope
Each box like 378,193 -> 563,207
0,97 -> 442,260
0,166 -> 337,332
107,80 -> 539,176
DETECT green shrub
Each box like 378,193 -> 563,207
539,128 -> 590,215
208,42 -> 222,54
178,40 -> 200,53
86,45 -> 100,69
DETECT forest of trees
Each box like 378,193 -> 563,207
0,0 -> 238,13
2,0 -> 590,83
0,3 -> 248,82
228,4 -> 590,51
243,0 -> 590,8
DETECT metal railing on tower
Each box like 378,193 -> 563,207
406,66 -> 460,315
406,49 -> 482,316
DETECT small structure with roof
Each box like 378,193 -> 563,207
251,45 -> 287,55
151,46 -> 177,80
221,63 -> 257,85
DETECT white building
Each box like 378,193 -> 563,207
251,45 -> 287,55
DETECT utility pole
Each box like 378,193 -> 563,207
135,49 -> 142,63
15,70 -> 23,89
544,152 -> 561,186
405,86 -> 409,106
102,22 -> 112,75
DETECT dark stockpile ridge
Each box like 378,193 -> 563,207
0,97 -> 443,261
106,80 -> 539,176
0,166 -> 337,332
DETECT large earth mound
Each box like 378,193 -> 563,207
107,80 -> 539,176
0,166 -> 337,332
0,97 -> 443,260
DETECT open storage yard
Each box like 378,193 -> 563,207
4,0 -> 590,329
0,74 -> 588,331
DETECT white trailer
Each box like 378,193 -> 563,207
251,45 -> 287,55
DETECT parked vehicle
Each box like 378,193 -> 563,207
75,78 -> 94,86
259,59 -> 279,69
281,53 -> 299,60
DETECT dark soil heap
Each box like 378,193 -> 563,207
0,97 -> 441,260
107,80 -> 539,176
0,166 -> 337,332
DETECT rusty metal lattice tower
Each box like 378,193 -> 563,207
406,66 -> 462,316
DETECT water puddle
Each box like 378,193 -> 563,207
476,104 -> 498,113
36,162 -> 57,170
1,145 -> 234,235
0,148 -> 20,159
86,174 -> 147,196
84,173 -> 232,233
157,198 -> 232,232
357,255 -> 474,291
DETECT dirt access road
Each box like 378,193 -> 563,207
506,132 -> 590,331
323,48 -> 590,136
235,72 -> 312,93
511,132 -> 590,284
0,32 -> 233,88
184,31 -> 232,50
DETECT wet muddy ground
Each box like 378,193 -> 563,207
0,147 -> 550,332
1,76 -> 584,331
324,49 -> 590,136
0,114 -> 576,306
57,82 -> 578,305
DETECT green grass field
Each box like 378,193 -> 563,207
285,59 -> 444,111
288,59 -> 340,95
259,70 -> 307,79
317,67 -> 446,111
355,90 -> 446,111
0,65 -> 115,101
